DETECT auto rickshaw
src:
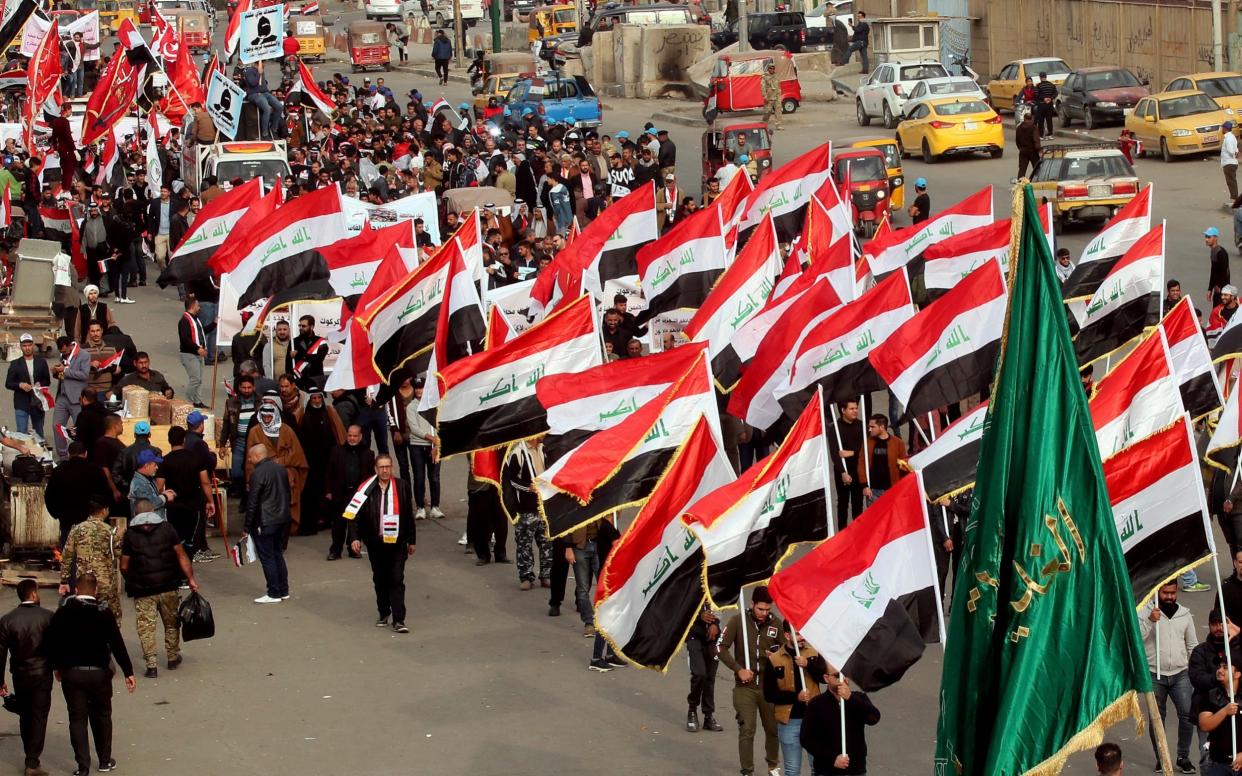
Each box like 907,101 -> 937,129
702,121 -> 772,187
472,52 -> 536,117
702,50 -> 802,123
528,5 -> 577,43
98,0 -> 140,31
291,14 -> 326,61
848,137 -> 904,211
178,9 -> 211,52
347,21 -> 390,73
832,147 -> 891,237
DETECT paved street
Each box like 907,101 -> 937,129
0,10 -> 1234,774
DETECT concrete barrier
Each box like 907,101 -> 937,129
634,24 -> 710,98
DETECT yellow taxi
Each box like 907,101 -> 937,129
986,57 -> 1071,112
895,97 -> 1004,164
1163,72 -> 1242,113
1125,89 -> 1230,161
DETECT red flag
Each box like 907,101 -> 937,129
0,184 -> 11,228
160,36 -> 204,124
23,21 -> 60,153
82,48 -> 146,146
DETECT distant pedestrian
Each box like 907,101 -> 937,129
178,296 -> 207,408
386,22 -> 409,62
908,177 -> 930,224
244,445 -> 292,604
1034,71 -> 1059,140
1223,121 -> 1239,205
120,505 -> 198,678
347,453 -> 416,633
6,333 -> 50,442
1207,226 -> 1230,307
1014,111 -> 1041,182
762,62 -> 783,131
42,572 -> 136,776
846,11 -> 870,74
0,579 -> 54,776
685,602 -> 723,733
503,439 -> 550,591
432,30 -> 453,85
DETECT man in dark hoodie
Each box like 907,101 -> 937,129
120,505 -> 198,678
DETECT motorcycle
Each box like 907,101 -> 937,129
1014,100 -> 1034,125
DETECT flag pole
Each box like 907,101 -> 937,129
836,671 -> 848,760
859,394 -> 870,489
1145,690 -> 1176,776
740,586 -> 752,674
816,386 -> 835,537
788,622 -> 811,705
926,411 -> 952,544
915,470 -> 948,647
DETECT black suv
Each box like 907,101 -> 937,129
710,11 -> 833,53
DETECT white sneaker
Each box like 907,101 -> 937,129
415,507 -> 426,520
114,296 -> 122,303
768,769 -> 781,776
430,506 -> 444,518
123,297 -> 137,304
254,595 -> 282,604
457,532 -> 468,546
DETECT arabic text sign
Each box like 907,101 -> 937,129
239,4 -> 284,63
206,70 -> 245,139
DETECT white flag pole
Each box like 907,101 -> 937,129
859,394 -> 870,489
926,412 -> 951,537
816,386 -> 836,537
740,586 -> 752,674
915,470 -> 948,648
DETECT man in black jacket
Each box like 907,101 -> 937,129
800,674 -> 880,775
1034,71 -> 1059,140
325,425 -> 374,561
0,579 -> 54,776
120,505 -> 198,678
46,441 -> 112,546
656,129 -> 676,179
244,445 -> 292,604
348,453 -> 416,632
72,389 -> 111,458
1192,610 -> 1242,692
177,296 -> 208,408
291,315 -> 329,391
1219,547 -> 1242,627
5,333 -> 51,442
685,602 -> 724,733
42,572 -> 136,776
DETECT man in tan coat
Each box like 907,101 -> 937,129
245,394 -> 309,534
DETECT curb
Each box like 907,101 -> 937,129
651,110 -> 708,128
1053,127 -> 1118,144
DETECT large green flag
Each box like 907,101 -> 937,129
934,187 -> 1151,775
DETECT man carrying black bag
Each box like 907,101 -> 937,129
177,593 -> 215,642
0,579 -> 54,776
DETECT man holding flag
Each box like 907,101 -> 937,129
6,333 -> 51,442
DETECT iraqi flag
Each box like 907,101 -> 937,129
683,214 -> 782,390
1074,222 -> 1164,367
418,243 -> 487,412
580,181 -> 659,297
219,184 -> 348,310
0,0 -> 36,54
436,294 -> 601,459
529,246 -> 586,320
289,58 -> 336,119
1211,305 -> 1242,363
1105,414 -> 1213,605
536,341 -> 709,463
468,305 -> 520,492
277,218 -> 416,314
158,177 -> 264,286
151,3 -> 178,62
1062,184 -> 1153,300
864,187 -> 993,278
1206,378 -> 1242,472
739,143 -> 832,242
716,164 -> 754,233
726,278 -> 843,431
921,219 -> 1011,300
206,178 -> 284,273
636,204 -> 729,324
536,351 -> 718,539
594,416 -> 735,670
905,400 -> 987,502
682,390 -> 833,608
35,384 -> 55,413
224,0 -> 252,58
39,203 -> 71,241
1088,327 -> 1182,460
777,269 -> 915,415
1160,296 -> 1222,419
869,259 -> 1005,422
769,473 -> 941,692
94,126 -> 121,187
96,349 -> 125,371
799,195 -> 856,303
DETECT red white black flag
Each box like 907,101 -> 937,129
417,241 -> 487,412
636,204 -> 729,324
1089,326 -> 1181,460
436,294 -> 601,458
870,259 -> 1005,422
536,351 -> 718,539
682,390 -> 833,608
1105,414 -> 1212,605
158,177 -> 263,287
739,143 -> 832,241
769,473 -> 941,692
905,400 -> 987,503
594,417 -> 735,670
1160,296 -> 1222,419
864,186 -> 993,278
289,58 -> 336,118
1205,376 -> 1242,472
1074,222 -> 1164,367
1062,184 -> 1152,300
581,181 -> 659,297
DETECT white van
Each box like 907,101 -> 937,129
427,0 -> 484,28
364,0 -> 404,20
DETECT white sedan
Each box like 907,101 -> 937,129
900,76 -> 987,118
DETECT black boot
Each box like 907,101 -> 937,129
686,709 -> 699,732
703,715 -> 723,732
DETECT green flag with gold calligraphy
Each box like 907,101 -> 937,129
933,186 -> 1151,776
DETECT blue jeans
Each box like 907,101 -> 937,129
778,718 -> 812,776
572,540 -> 599,626
14,407 -> 45,442
249,93 -> 284,138
591,633 -> 614,662
1149,669 -> 1194,760
410,444 -> 439,508
252,527 -> 289,598
230,440 -> 246,486
197,301 -> 218,363
847,41 -> 869,73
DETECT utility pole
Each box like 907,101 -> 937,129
491,0 -> 501,53
1212,0 -> 1223,71
454,0 -> 464,68
738,0 -> 748,51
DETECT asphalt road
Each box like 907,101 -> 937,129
0,8 -> 1233,774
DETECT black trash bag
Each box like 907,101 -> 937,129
177,592 -> 215,642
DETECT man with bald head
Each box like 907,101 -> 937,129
244,445 -> 291,604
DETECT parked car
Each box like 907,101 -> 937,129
986,57 -> 1071,112
896,96 -> 1004,163
1125,89 -> 1229,161
710,11 -> 832,53
506,73 -> 602,127
427,0 -> 484,26
1164,71 -> 1242,113
806,0 -> 852,32
363,0 -> 403,20
901,76 -> 986,117
855,60 -> 950,129
1056,67 -> 1150,130
1029,143 -> 1139,233
578,3 -> 695,47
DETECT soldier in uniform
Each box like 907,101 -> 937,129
59,498 -> 122,621
762,61 -> 783,131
